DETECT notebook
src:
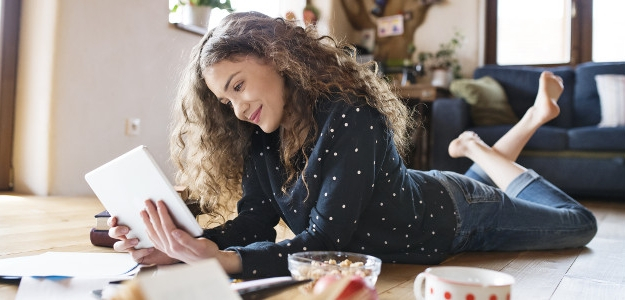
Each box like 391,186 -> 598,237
85,145 -> 203,249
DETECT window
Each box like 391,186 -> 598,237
169,0 -> 306,32
592,0 -> 625,62
486,0 -> 625,66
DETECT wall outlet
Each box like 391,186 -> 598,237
126,118 -> 141,136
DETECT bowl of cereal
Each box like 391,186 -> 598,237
287,251 -> 382,287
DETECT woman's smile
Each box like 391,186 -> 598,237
248,106 -> 262,124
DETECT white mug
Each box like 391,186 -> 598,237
414,266 -> 515,300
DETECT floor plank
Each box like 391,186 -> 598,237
592,204 -> 625,240
0,195 -> 107,258
551,276 -> 625,300
377,263 -> 428,292
566,238 -> 625,284
378,278 -> 418,300
441,251 -> 521,270
502,249 -> 582,300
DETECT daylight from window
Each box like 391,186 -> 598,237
169,0 -> 306,31
497,0 -> 571,65
592,0 -> 625,62
497,0 -> 625,65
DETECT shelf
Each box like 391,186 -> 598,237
396,84 -> 438,102
172,22 -> 207,36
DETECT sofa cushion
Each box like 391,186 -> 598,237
595,74 -> 625,127
516,154 -> 625,198
470,125 -> 568,151
474,65 -> 575,128
574,61 -> 625,127
568,126 -> 625,151
449,76 -> 519,126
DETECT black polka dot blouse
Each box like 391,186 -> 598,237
203,96 -> 457,279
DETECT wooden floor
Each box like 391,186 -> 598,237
1,194 -> 624,299
373,197 -> 625,300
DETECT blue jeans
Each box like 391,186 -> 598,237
430,165 -> 597,253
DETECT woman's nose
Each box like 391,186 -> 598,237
231,101 -> 248,121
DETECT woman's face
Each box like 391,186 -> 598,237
204,56 -> 285,133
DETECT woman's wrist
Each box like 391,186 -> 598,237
217,250 -> 243,274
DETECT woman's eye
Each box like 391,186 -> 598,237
233,82 -> 243,92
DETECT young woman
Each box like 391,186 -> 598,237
109,12 -> 597,278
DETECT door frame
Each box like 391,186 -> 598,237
0,0 -> 22,190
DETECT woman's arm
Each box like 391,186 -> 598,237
202,153 -> 282,249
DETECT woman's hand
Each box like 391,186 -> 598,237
108,215 -> 179,265
141,200 -> 243,274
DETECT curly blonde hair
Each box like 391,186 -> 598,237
171,12 -> 414,216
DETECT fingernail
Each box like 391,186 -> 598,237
172,230 -> 181,238
147,248 -> 154,253
130,239 -> 138,245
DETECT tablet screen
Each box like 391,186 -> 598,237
85,145 -> 203,249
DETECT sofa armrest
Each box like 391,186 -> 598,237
429,98 -> 473,172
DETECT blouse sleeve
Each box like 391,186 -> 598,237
202,155 -> 281,252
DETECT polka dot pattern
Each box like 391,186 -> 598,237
201,98 -> 457,278
429,287 -> 510,300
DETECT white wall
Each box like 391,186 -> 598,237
321,0 -> 484,79
13,0 -> 57,195
414,0 -> 484,79
14,0 -> 200,195
13,0 -> 483,196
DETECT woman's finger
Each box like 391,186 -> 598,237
129,248 -> 154,264
155,200 -> 181,249
108,225 -> 130,239
143,200 -> 169,245
113,238 -> 139,252
140,208 -> 165,250
107,216 -> 117,227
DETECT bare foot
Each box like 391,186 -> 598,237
448,131 -> 490,158
528,71 -> 563,125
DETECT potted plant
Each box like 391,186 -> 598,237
418,31 -> 464,88
172,0 -> 234,28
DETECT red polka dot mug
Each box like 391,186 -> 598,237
414,266 -> 515,300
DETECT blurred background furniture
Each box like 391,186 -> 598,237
430,61 -> 625,198
397,84 -> 448,170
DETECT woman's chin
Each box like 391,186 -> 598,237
259,123 -> 280,133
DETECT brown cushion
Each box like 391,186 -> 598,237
450,76 -> 519,126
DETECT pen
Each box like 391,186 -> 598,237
108,279 -> 128,284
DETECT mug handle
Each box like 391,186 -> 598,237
414,273 -> 427,300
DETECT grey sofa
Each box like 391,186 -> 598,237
430,62 -> 625,198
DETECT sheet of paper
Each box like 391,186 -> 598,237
0,252 -> 139,278
15,276 -> 119,300
138,259 -> 241,300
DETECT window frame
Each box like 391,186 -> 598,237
485,0 -> 593,66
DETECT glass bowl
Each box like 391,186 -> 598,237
287,251 -> 382,287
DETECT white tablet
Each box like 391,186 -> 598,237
85,145 -> 203,249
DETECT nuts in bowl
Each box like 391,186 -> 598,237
287,251 -> 382,288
